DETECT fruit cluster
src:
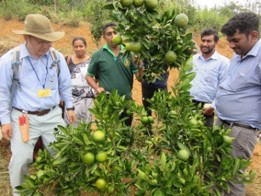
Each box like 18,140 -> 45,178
105,0 -> 195,82
82,130 -> 107,190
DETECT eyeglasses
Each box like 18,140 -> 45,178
29,36 -> 52,45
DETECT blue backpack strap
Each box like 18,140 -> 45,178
10,47 -> 22,105
11,47 -> 22,91
50,48 -> 60,76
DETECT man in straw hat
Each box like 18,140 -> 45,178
0,14 -> 76,195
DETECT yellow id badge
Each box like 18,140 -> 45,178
37,89 -> 52,97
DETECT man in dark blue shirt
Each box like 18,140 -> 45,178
142,72 -> 169,115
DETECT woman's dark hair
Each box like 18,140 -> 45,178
72,37 -> 87,46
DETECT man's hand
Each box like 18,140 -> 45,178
132,55 -> 143,67
86,76 -> 105,95
96,87 -> 105,94
66,110 -> 77,124
1,123 -> 12,140
203,104 -> 214,116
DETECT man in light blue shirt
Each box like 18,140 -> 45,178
0,14 -> 76,195
215,12 -> 261,196
190,29 -> 229,126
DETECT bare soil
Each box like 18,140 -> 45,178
0,18 -> 260,196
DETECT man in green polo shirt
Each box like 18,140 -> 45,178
86,22 -> 143,125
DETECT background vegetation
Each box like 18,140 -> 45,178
0,0 -> 260,41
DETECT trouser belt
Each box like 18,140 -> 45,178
13,106 -> 56,116
221,119 -> 258,131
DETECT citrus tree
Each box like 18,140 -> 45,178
131,59 -> 254,195
17,60 -> 254,195
16,92 -> 141,195
17,1 -> 254,195
105,0 -> 195,82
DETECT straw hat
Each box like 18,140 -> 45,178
13,14 -> 64,42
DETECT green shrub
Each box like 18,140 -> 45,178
193,8 -> 229,32
81,0 -> 112,44
28,0 -> 53,6
63,10 -> 82,27
0,0 -> 38,21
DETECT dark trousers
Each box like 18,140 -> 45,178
142,82 -> 167,115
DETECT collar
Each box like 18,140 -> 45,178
20,43 -> 49,59
198,51 -> 218,61
19,44 -> 31,59
238,39 -> 261,61
103,44 -> 124,57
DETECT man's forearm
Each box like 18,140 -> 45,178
86,76 -> 102,93
0,84 -> 12,124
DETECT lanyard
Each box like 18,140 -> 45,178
27,56 -> 49,88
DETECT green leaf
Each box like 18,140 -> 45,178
159,152 -> 167,171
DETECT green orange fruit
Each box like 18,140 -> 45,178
112,35 -> 122,45
96,151 -> 107,162
153,190 -> 165,196
95,178 -> 107,190
223,135 -> 234,144
92,131 -> 106,142
121,0 -> 133,7
145,0 -> 158,10
141,116 -> 149,124
147,116 -> 154,123
134,0 -> 144,6
125,42 -> 142,53
190,117 -> 198,126
82,152 -> 95,165
175,13 -> 189,27
164,51 -> 177,64
177,149 -> 190,161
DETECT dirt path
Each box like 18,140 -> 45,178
0,18 -> 260,196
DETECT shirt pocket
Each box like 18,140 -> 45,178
46,70 -> 58,90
